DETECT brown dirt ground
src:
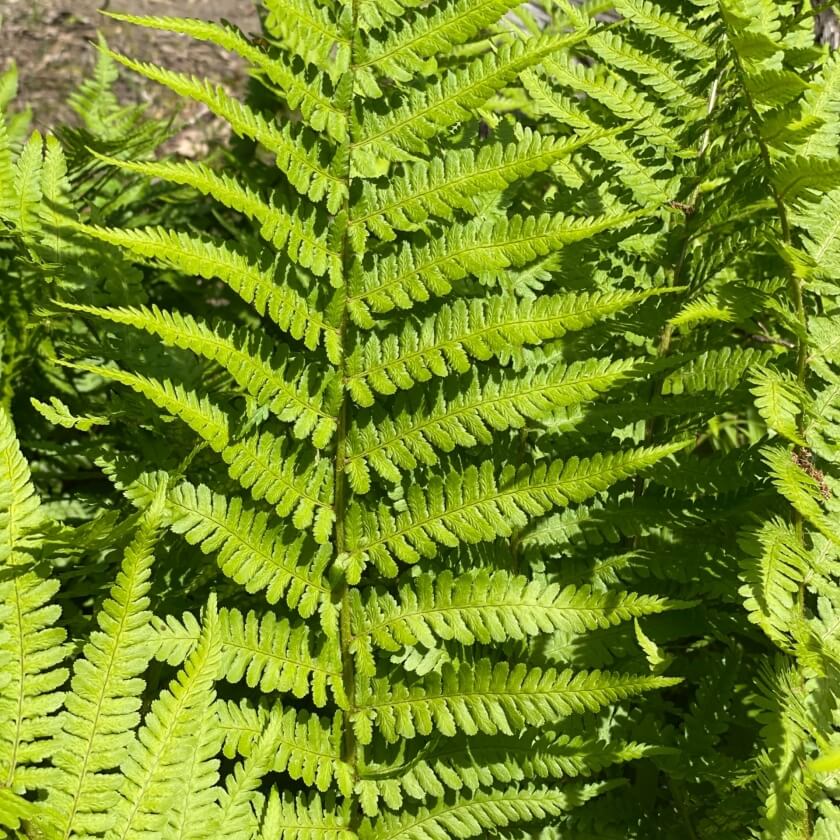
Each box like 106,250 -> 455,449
1,0 -> 260,152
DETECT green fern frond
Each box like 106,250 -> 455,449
258,789 -> 353,840
349,212 -> 643,325
152,607 -> 346,709
749,367 -> 807,445
359,735 -> 658,813
614,0 -> 715,61
216,699 -> 353,796
345,290 -> 666,405
351,129 -> 605,243
263,0 -> 349,70
355,34 -> 589,160
358,0 -> 525,81
94,52 -> 347,211
30,396 -> 110,432
103,22 -> 347,141
74,224 -> 340,356
522,71 -> 678,205
0,408 -> 68,793
153,479 -> 331,620
739,517 -> 809,647
345,357 -> 640,491
345,444 -> 684,577
764,446 -> 840,545
349,569 -> 672,675
358,782 -> 617,839
663,347 -> 781,395
539,56 -> 680,150
47,498 -> 165,839
213,710 -> 283,840
0,110 -> 17,222
774,155 -> 840,203
94,153 -> 343,281
10,130 -> 44,235
93,152 -> 342,282
585,30 -> 706,111
66,364 -> 336,540
795,188 -> 840,278
354,659 -> 678,744
59,302 -> 338,446
105,594 -> 221,840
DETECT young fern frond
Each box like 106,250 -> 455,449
46,495 -> 166,839
0,408 -> 68,797
104,595 -> 222,840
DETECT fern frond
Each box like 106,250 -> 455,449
355,659 -> 678,743
30,396 -> 109,432
47,498 -> 165,839
358,782 -> 615,839
104,23 -> 347,140
74,225 -> 340,356
774,155 -> 840,204
258,789 -> 353,840
105,594 -> 221,840
92,153 -> 342,282
355,34 -> 588,160
749,367 -> 807,445
60,302 -> 338,446
795,188 -> 840,278
540,56 -> 680,150
585,30 -> 706,111
359,735 -> 657,811
66,365 -> 335,541
358,0 -> 531,81
216,699 -> 353,796
523,70 -> 678,205
213,710 -> 283,840
11,131 -> 44,235
0,408 -> 68,792
663,347 -> 780,395
345,358 -> 639,491
764,446 -> 840,545
349,569 -> 672,675
350,212 -> 643,325
153,607 -> 345,709
345,290 -> 666,406
95,53 -> 347,211
739,517 -> 809,647
155,480 -> 331,619
351,129 -> 604,242
614,0 -> 714,61
0,111 -> 16,221
345,444 -> 684,577
263,0 -> 349,70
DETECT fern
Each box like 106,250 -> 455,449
5,1 -> 840,838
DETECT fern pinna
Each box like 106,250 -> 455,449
0,0 -> 699,837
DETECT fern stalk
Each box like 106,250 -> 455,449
335,1 -> 364,827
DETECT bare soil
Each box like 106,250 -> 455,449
1,0 -> 259,148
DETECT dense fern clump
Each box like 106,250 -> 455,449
1,1 -> 840,838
